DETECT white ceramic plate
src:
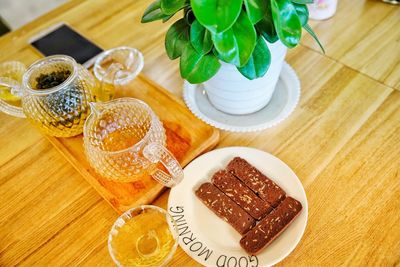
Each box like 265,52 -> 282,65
168,147 -> 308,267
182,63 -> 300,132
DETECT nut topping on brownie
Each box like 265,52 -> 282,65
240,197 -> 302,254
195,157 -> 303,255
227,157 -> 286,207
195,182 -> 255,235
212,170 -> 273,220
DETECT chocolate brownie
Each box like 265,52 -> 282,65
227,157 -> 286,207
212,170 -> 273,220
240,197 -> 302,254
196,182 -> 255,235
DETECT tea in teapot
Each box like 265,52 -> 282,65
0,55 -> 96,137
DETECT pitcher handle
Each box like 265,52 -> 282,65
143,143 -> 184,187
0,78 -> 25,118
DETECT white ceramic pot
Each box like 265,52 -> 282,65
203,41 -> 287,115
308,0 -> 338,20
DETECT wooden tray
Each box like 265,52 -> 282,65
46,74 -> 219,213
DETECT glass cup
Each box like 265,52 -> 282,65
83,98 -> 183,187
0,55 -> 96,137
0,61 -> 26,107
108,205 -> 178,267
93,46 -> 144,101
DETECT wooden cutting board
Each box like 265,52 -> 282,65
46,74 -> 219,214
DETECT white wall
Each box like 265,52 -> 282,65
0,0 -> 67,29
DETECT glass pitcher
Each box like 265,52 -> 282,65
0,55 -> 96,137
83,98 -> 183,187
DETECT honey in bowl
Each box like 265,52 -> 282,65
0,61 -> 26,105
0,82 -> 21,105
108,206 -> 178,267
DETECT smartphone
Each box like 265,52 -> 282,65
30,23 -> 103,68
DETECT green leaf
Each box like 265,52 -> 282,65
211,10 -> 257,67
212,47 -> 220,57
293,3 -> 309,26
165,19 -> 189,59
238,36 -> 271,80
161,0 -> 187,15
190,20 -> 213,54
184,8 -> 195,25
244,0 -> 268,24
304,23 -> 325,53
256,1 -> 279,43
291,0 -> 313,4
142,0 -> 172,23
256,16 -> 279,43
180,45 -> 221,83
256,2 -> 278,43
162,14 -> 174,23
271,0 -> 302,48
190,0 -> 243,33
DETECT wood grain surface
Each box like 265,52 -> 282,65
0,0 -> 399,266
301,0 -> 400,90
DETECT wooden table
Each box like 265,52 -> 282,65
0,0 -> 399,266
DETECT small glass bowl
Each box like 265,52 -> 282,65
0,61 -> 26,103
94,46 -> 144,85
108,205 -> 178,267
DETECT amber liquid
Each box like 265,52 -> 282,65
26,83 -> 89,137
93,57 -> 133,102
110,210 -> 176,267
0,67 -> 24,106
101,125 -> 148,152
92,79 -> 115,102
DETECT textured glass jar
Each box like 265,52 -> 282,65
0,55 -> 96,137
83,98 -> 183,187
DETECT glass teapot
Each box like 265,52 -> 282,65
0,55 -> 96,137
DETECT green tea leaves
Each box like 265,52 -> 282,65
180,45 -> 221,83
212,10 -> 257,67
165,19 -> 189,59
142,0 -> 172,23
161,0 -> 188,15
244,0 -> 268,24
191,0 -> 243,33
271,0 -> 302,48
238,37 -> 271,80
190,20 -> 213,54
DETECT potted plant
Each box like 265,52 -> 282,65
142,0 -> 323,115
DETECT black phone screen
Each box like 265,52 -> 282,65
30,24 -> 103,66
